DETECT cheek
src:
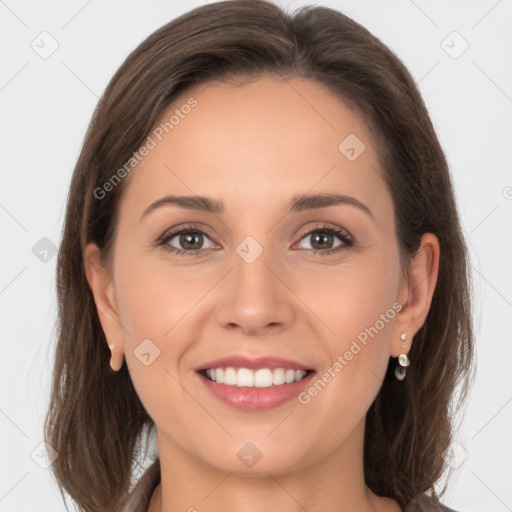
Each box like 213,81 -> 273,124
294,249 -> 400,346
111,244 -> 208,397
113,261 -> 202,430
295,253 -> 399,426
113,245 -> 213,340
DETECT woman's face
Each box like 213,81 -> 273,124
90,76 -> 414,475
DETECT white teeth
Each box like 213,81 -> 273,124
224,367 -> 237,385
236,368 -> 254,387
205,367 -> 308,387
285,369 -> 295,384
254,369 -> 273,387
272,368 -> 286,385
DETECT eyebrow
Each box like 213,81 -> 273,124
140,192 -> 373,220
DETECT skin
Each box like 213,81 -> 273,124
85,76 -> 439,512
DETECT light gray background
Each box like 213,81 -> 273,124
0,1 -> 511,510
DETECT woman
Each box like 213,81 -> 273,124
44,1 -> 474,511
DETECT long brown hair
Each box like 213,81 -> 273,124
44,1 -> 474,510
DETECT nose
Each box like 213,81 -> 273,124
216,244 -> 295,336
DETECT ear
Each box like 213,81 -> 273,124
391,233 -> 440,357
84,243 -> 124,370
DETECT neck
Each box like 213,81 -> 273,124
148,418 -> 401,512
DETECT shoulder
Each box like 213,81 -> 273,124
404,493 -> 460,512
120,457 -> 161,512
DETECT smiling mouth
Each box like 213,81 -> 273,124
198,367 -> 315,388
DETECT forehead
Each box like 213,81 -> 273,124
120,76 -> 390,220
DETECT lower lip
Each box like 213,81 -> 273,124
197,371 -> 315,412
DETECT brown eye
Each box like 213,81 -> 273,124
308,232 -> 339,250
296,225 -> 353,254
159,225 -> 217,256
176,231 -> 205,250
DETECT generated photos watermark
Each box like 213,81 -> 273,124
298,301 -> 403,404
93,96 -> 198,200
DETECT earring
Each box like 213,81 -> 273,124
109,344 -> 122,372
395,334 -> 409,381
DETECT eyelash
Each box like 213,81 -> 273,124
157,223 -> 354,257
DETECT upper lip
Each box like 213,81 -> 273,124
196,355 -> 313,372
